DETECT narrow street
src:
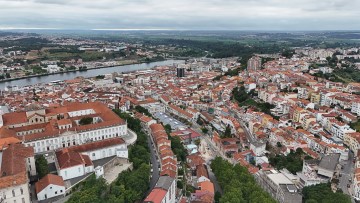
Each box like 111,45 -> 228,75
146,130 -> 160,193
339,151 -> 355,201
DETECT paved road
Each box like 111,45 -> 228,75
227,108 -> 255,144
207,164 -> 223,194
146,130 -> 160,193
339,151 -> 355,202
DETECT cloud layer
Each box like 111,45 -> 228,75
0,0 -> 359,30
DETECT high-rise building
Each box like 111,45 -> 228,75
247,56 -> 262,71
176,66 -> 185,78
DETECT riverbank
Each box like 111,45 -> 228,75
0,59 -> 167,83
0,59 -> 184,89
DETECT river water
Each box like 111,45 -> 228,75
0,60 -> 183,90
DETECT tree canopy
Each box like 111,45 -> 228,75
211,157 -> 276,203
302,183 -> 351,203
79,117 -> 93,125
268,148 -> 308,174
35,155 -> 49,179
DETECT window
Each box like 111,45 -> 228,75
60,190 -> 63,193
20,188 -> 23,195
22,198 -> 25,203
55,191 -> 58,194
12,189 -> 15,197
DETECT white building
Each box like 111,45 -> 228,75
331,122 -> 355,140
35,174 -> 65,201
351,99 -> 360,116
0,102 -> 128,154
55,149 -> 94,180
0,144 -> 35,203
250,142 -> 266,156
66,137 -> 128,160
43,65 -> 61,73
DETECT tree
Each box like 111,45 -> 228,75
177,181 -> 184,189
201,127 -> 209,134
196,117 -> 204,126
135,105 -> 152,117
302,183 -> 351,203
35,156 -> 49,179
194,139 -> 201,146
211,157 -> 276,203
276,142 -> 282,148
215,191 -> 222,203
164,124 -> 172,134
79,117 -> 93,125
223,125 -> 232,138
281,49 -> 295,59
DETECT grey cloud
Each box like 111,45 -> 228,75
0,0 -> 359,30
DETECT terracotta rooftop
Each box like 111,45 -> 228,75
56,148 -> 93,169
67,137 -> 125,153
35,174 -> 65,194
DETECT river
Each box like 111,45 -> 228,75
0,60 -> 183,90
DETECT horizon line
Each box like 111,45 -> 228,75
1,27 -> 360,32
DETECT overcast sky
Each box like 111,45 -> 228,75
0,0 -> 359,30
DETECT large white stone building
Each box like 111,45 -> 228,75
55,137 -> 128,180
0,102 -> 128,154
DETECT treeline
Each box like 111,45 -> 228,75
268,148 -> 310,175
66,110 -> 150,203
312,66 -> 360,83
232,86 -> 279,120
302,183 -> 351,203
164,124 -> 187,162
210,157 -> 276,203
0,37 -> 51,51
142,38 -> 287,59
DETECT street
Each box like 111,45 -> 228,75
339,151 -> 355,202
146,130 -> 160,192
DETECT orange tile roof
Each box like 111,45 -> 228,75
56,149 -> 93,169
144,188 -> 167,203
0,144 -> 34,189
67,137 -> 125,153
35,174 -> 65,193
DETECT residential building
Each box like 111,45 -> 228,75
0,144 -> 34,203
144,176 -> 176,203
35,174 -> 65,201
55,148 -> 94,180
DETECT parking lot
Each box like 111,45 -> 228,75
153,112 -> 186,130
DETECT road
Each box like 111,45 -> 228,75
145,129 -> 160,193
339,151 -> 355,202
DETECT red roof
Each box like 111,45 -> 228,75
35,174 -> 65,193
56,149 -> 93,169
67,137 -> 125,153
144,188 -> 167,203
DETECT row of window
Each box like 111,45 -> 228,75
28,127 -> 127,153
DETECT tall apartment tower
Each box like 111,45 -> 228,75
176,66 -> 185,77
247,56 -> 262,71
